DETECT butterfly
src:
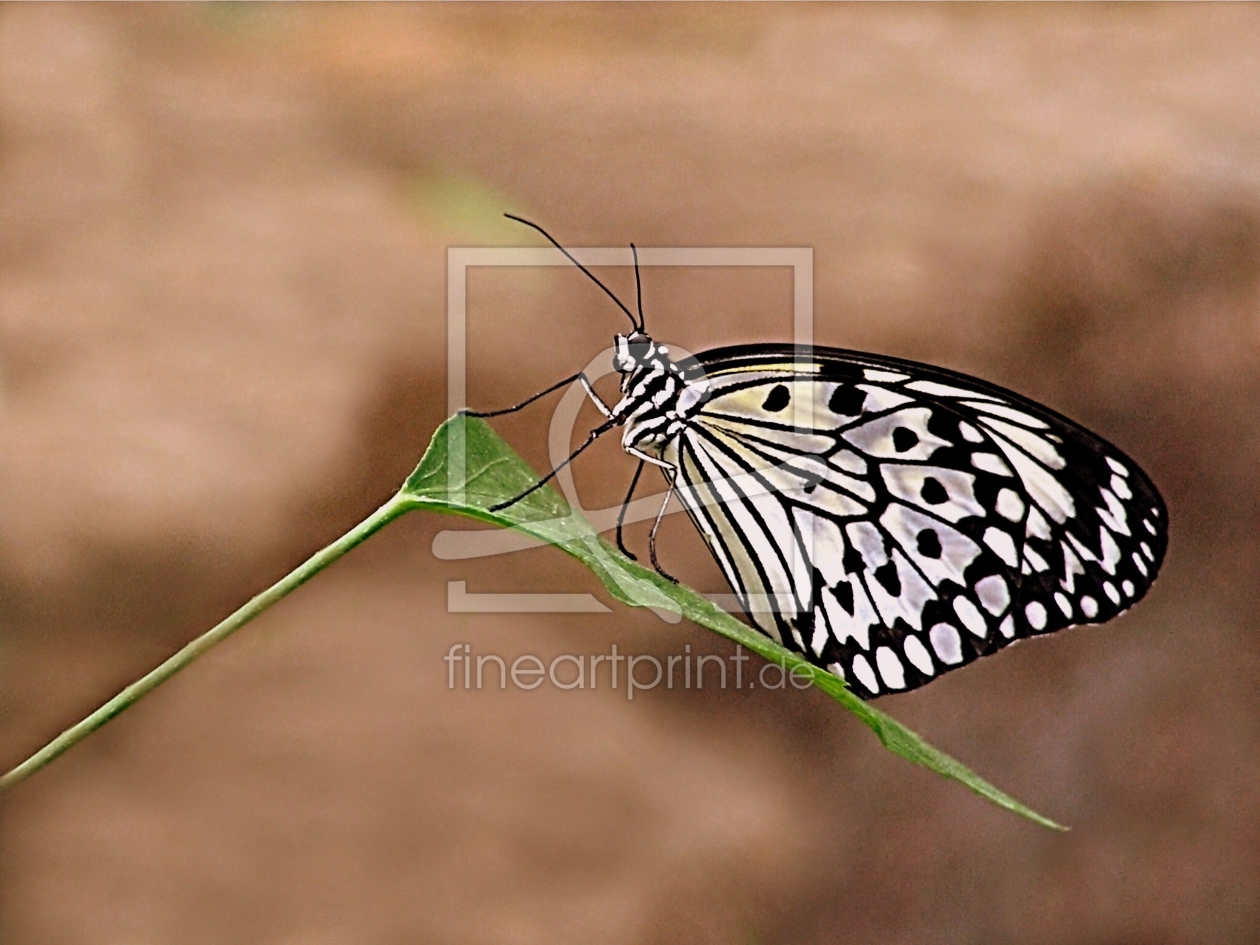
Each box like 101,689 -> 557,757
468,216 -> 1168,700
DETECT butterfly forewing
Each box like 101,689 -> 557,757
663,344 -> 1167,699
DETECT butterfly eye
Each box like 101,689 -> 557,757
614,336 -> 657,376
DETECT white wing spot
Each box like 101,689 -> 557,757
876,647 -> 907,690
953,597 -> 988,638
1106,457 -> 1129,476
1099,527 -> 1121,575
1054,592 -> 1073,618
1066,531 -> 1097,563
996,488 -> 1025,522
999,615 -> 1015,638
975,574 -> 1010,615
1140,541 -> 1154,562
1143,519 -> 1157,535
1026,507 -> 1051,541
958,420 -> 985,443
929,623 -> 963,664
971,452 -> 1013,476
1133,553 -> 1149,578
827,662 -> 846,681
904,635 -> 935,675
1025,601 -> 1048,630
1111,474 -> 1132,500
1103,581 -> 1121,604
1081,595 -> 1099,618
1060,541 -> 1085,593
864,369 -> 910,383
1122,579 -> 1136,597
851,653 -> 879,693
983,527 -> 1018,567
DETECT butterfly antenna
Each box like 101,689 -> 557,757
504,214 -> 639,333
630,243 -> 645,332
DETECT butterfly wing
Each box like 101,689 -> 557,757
662,344 -> 1167,699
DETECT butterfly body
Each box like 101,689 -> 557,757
611,334 -> 1167,699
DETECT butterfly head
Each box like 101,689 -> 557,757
613,330 -> 687,394
612,331 -> 663,374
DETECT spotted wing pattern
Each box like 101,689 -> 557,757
659,344 -> 1167,699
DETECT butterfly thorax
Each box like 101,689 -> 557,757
611,331 -> 709,454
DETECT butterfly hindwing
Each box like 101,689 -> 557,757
662,345 -> 1167,699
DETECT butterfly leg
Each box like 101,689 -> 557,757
622,446 -> 678,580
463,372 -> 612,418
646,475 -> 680,584
615,459 -> 646,560
625,446 -> 674,472
489,418 -> 617,512
580,374 -> 615,418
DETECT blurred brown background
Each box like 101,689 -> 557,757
1,4 -> 1258,943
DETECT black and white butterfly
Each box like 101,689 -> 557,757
469,217 -> 1168,700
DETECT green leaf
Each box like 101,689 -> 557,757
404,415 -> 1066,831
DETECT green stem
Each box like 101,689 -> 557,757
0,492 -> 417,792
